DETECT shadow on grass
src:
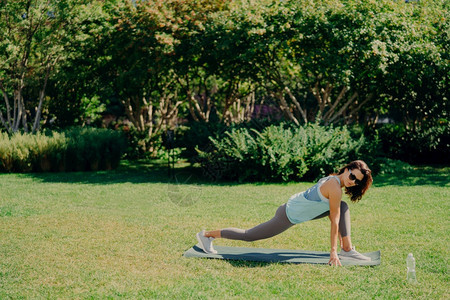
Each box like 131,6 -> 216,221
19,159 -> 236,186
17,159 -> 449,188
218,259 -> 275,268
220,259 -> 376,268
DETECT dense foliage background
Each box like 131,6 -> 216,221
0,0 -> 448,175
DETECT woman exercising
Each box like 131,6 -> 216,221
196,160 -> 373,266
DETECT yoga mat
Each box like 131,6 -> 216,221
184,244 -> 381,266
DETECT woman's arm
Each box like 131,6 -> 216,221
323,181 -> 343,266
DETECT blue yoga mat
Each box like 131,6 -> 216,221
184,244 -> 381,266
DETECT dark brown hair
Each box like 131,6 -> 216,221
336,160 -> 373,202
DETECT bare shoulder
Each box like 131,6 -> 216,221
320,177 -> 342,200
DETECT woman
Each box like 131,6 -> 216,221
196,160 -> 373,266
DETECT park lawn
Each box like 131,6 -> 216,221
0,161 -> 448,299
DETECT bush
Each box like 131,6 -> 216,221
0,128 -> 127,173
179,119 -> 285,161
197,123 -> 380,182
178,121 -> 226,160
370,121 -> 450,165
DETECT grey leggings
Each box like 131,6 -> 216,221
220,201 -> 351,242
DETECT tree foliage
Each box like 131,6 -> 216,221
1,0 -> 447,159
0,0 -> 96,133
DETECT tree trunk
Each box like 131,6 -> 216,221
284,86 -> 307,124
0,83 -> 13,133
176,74 -> 215,123
272,90 -> 300,126
32,63 -> 51,133
327,92 -> 358,124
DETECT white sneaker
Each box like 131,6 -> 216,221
196,230 -> 218,254
339,247 -> 371,261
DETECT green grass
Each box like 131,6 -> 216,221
0,160 -> 448,299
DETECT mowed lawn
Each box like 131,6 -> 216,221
0,161 -> 448,299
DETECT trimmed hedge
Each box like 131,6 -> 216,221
197,123 -> 380,182
0,128 -> 126,173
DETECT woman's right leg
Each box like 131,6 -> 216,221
205,203 -> 294,242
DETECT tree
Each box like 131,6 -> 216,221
99,0 -> 187,153
170,0 -> 236,123
45,0 -> 117,128
0,0 -> 91,133
196,0 -> 276,124
262,1 -> 384,125
373,0 -> 449,127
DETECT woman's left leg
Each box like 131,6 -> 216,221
205,203 -> 294,241
313,201 -> 370,260
313,201 -> 352,251
197,203 -> 293,254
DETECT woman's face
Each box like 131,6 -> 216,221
344,168 -> 364,187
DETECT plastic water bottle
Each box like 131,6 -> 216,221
406,253 -> 417,284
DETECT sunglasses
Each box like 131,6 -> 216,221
349,169 -> 362,186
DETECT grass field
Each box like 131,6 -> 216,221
0,160 -> 448,299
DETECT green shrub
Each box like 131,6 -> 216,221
179,119 -> 284,161
0,128 -> 127,173
197,123 -> 380,182
369,121 -> 450,165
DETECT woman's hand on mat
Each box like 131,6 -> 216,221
328,251 -> 342,266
